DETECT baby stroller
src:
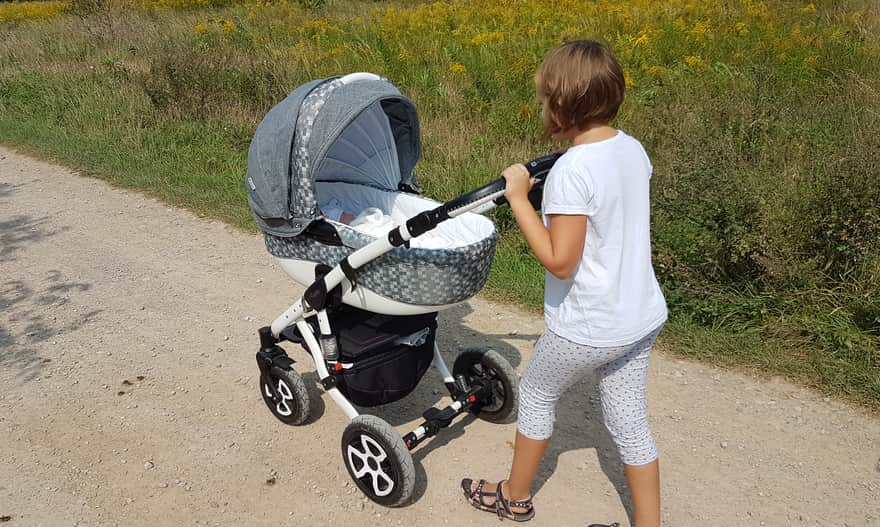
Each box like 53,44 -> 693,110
246,72 -> 558,506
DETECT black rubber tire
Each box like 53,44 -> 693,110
452,348 -> 519,423
260,366 -> 310,426
341,415 -> 415,507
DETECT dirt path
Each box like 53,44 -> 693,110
1,146 -> 878,527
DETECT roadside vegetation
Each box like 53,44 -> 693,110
1,0 -> 878,407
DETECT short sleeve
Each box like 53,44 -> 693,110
541,162 -> 597,216
639,144 -> 654,179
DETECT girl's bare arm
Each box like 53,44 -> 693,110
503,164 -> 586,280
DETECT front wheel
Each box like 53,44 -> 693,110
453,348 -> 518,423
341,415 -> 415,507
260,366 -> 310,425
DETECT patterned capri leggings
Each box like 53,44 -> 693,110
517,325 -> 663,466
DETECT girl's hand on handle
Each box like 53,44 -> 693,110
502,164 -> 532,202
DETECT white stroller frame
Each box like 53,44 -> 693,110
249,72 -> 560,507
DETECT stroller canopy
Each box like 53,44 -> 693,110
246,73 -> 421,237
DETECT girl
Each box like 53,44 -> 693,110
461,40 -> 668,526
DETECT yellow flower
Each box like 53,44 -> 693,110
674,18 -> 686,30
776,52 -> 789,62
398,49 -> 412,62
685,55 -> 703,68
803,55 -> 819,67
194,21 -> 207,34
449,63 -> 467,74
646,66 -> 666,76
624,68 -> 634,88
470,31 -> 505,46
735,22 -> 749,36
634,33 -> 649,46
802,3 -> 816,13
689,20 -> 710,40
221,20 -> 234,32
0,0 -> 66,23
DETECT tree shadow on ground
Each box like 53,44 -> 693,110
0,182 -> 99,383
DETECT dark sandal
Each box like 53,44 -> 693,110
461,479 -> 535,521
587,523 -> 620,527
494,480 -> 535,521
461,478 -> 497,512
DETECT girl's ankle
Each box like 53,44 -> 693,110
502,480 -> 532,502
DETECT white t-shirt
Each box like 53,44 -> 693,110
541,130 -> 667,347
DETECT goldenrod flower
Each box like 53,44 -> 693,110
634,33 -> 649,46
646,66 -> 666,76
0,1 -> 66,23
689,20 -> 710,40
449,63 -> 467,74
471,31 -> 505,46
221,20 -> 234,32
685,55 -> 703,68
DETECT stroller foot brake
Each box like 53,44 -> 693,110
401,381 -> 492,450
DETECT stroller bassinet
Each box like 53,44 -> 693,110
247,72 -> 497,314
246,72 -> 559,507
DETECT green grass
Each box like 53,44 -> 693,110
1,0 -> 878,410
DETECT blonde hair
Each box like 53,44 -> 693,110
534,40 -> 625,136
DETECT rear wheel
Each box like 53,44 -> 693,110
341,415 -> 415,507
453,348 -> 518,423
260,366 -> 310,425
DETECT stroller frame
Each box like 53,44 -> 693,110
253,153 -> 558,506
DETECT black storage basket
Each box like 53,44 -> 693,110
332,306 -> 438,407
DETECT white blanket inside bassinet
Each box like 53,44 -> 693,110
316,181 -> 495,249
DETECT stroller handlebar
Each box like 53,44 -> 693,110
442,152 -> 562,216
396,152 -> 562,244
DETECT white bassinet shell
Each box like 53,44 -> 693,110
265,182 -> 498,315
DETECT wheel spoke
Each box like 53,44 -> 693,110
347,444 -> 371,478
371,468 -> 394,497
276,379 -> 293,399
276,400 -> 292,416
361,436 -> 387,463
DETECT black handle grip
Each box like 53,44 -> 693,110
444,153 -> 563,213
525,152 -> 564,178
493,152 -> 563,209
